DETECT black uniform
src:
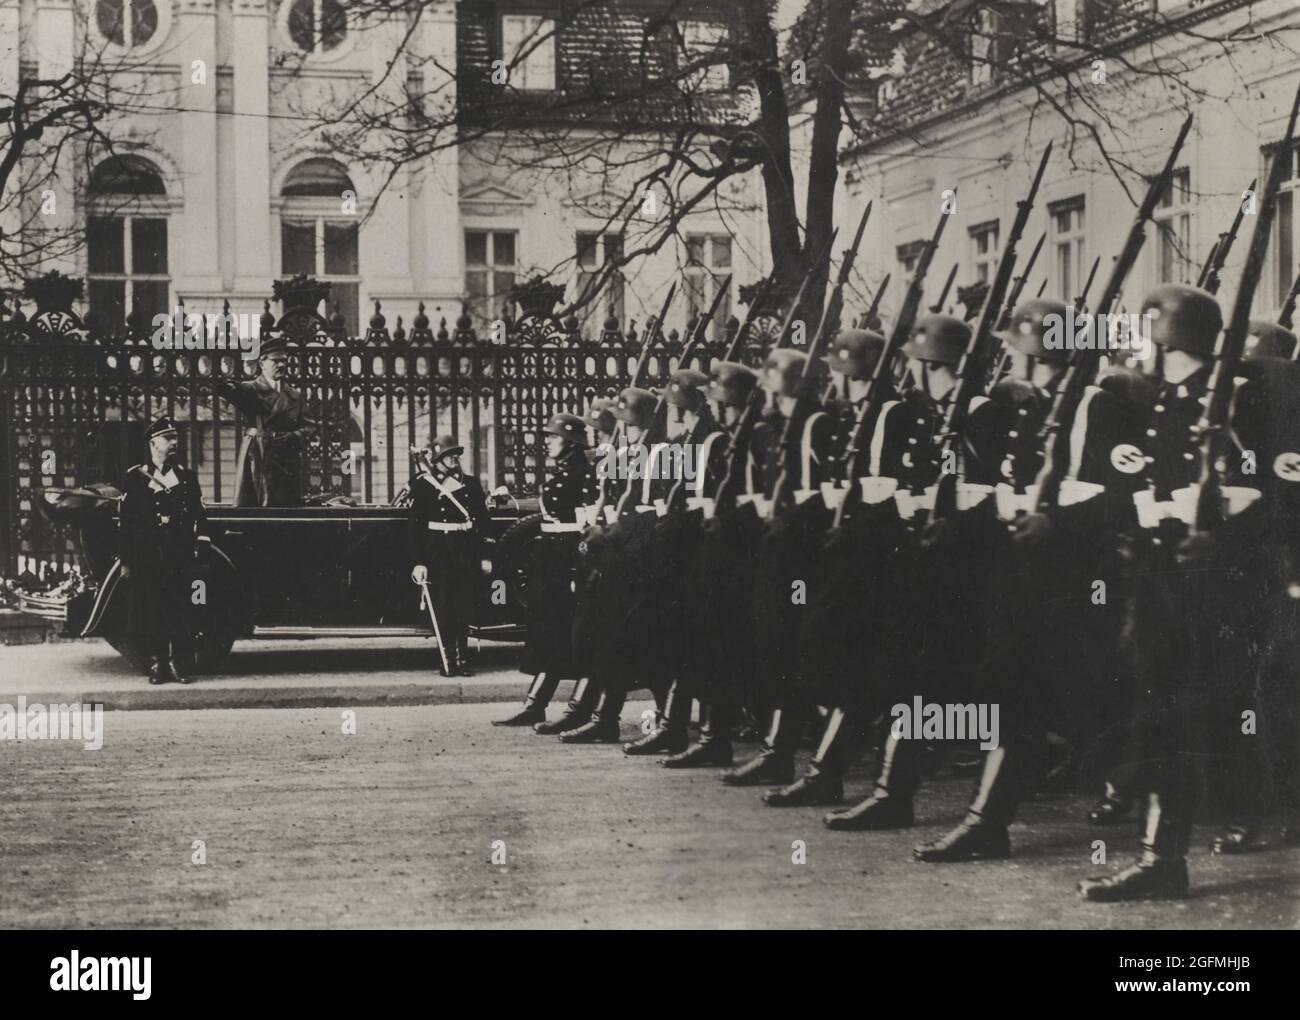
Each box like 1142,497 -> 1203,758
407,466 -> 489,672
217,376 -> 317,507
120,460 -> 206,668
520,443 -> 595,679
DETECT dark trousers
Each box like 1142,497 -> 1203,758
419,532 -> 478,664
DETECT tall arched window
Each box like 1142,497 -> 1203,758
279,158 -> 360,334
87,155 -> 171,332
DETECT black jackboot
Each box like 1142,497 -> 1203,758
823,733 -> 922,830
763,707 -> 855,807
624,681 -> 691,755
720,708 -> 796,786
493,672 -> 561,727
913,745 -> 1020,861
535,678 -> 595,734
560,687 -> 625,744
1078,791 -> 1191,901
663,703 -> 733,768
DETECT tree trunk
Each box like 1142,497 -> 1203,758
802,0 -> 855,328
739,0 -> 804,301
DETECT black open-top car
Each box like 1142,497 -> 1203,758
30,484 -> 541,673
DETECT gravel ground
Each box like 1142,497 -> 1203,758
1,702 -> 1296,929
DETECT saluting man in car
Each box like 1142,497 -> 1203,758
409,435 -> 490,676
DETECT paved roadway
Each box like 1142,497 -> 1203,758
1,696 -> 1296,929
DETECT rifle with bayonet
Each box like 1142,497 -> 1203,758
1200,177 -> 1255,295
863,273 -> 891,328
1074,255 -> 1101,313
1193,85 -> 1300,534
928,147 -> 1052,525
713,235 -> 837,516
610,281 -> 678,515
1195,238 -> 1220,290
769,203 -> 874,518
997,233 -> 1045,330
833,206 -> 952,528
724,274 -> 776,363
931,263 -> 959,314
1033,113 -> 1194,513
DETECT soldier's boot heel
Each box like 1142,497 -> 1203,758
720,709 -> 796,785
1209,823 -> 1259,855
663,704 -> 732,767
763,769 -> 842,807
535,678 -> 594,734
560,690 -> 623,744
1079,791 -> 1191,902
148,659 -> 167,685
823,734 -> 921,830
914,746 -> 1022,862
625,681 -> 691,755
493,672 -> 559,727
764,708 -> 857,806
1086,783 -> 1132,826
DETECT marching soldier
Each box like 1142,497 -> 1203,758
721,347 -> 838,787
663,361 -> 764,768
1073,283 -> 1240,900
624,368 -> 722,755
533,399 -> 618,735
119,416 -> 206,685
216,336 -> 317,507
562,387 -> 665,743
909,301 -> 1150,862
761,327 -> 911,806
494,413 -> 594,726
408,435 -> 490,677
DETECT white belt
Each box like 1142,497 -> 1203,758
427,521 -> 473,532
894,482 -> 993,520
1134,484 -> 1260,529
574,505 -> 600,528
737,493 -> 772,518
541,521 -> 583,534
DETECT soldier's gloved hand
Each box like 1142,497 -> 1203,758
1175,531 -> 1213,566
245,427 -> 259,438
411,564 -> 429,584
119,564 -> 131,580
1012,512 -> 1053,548
920,518 -> 950,550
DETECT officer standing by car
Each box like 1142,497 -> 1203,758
494,413 -> 594,725
216,336 -> 317,507
409,434 -> 490,677
119,415 -> 206,685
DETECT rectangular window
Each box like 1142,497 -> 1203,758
1154,168 -> 1192,285
575,231 -> 625,338
131,218 -> 168,275
969,220 -> 1001,285
465,229 -> 518,330
88,217 -> 124,273
682,20 -> 729,91
1049,197 -> 1086,301
685,233 -> 732,341
281,220 -> 316,276
501,15 -> 557,91
87,213 -> 169,332
279,217 -> 360,333
896,239 -> 926,278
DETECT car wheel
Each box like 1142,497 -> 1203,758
495,511 -> 543,614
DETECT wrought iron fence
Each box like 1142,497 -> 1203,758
0,294 -> 776,580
